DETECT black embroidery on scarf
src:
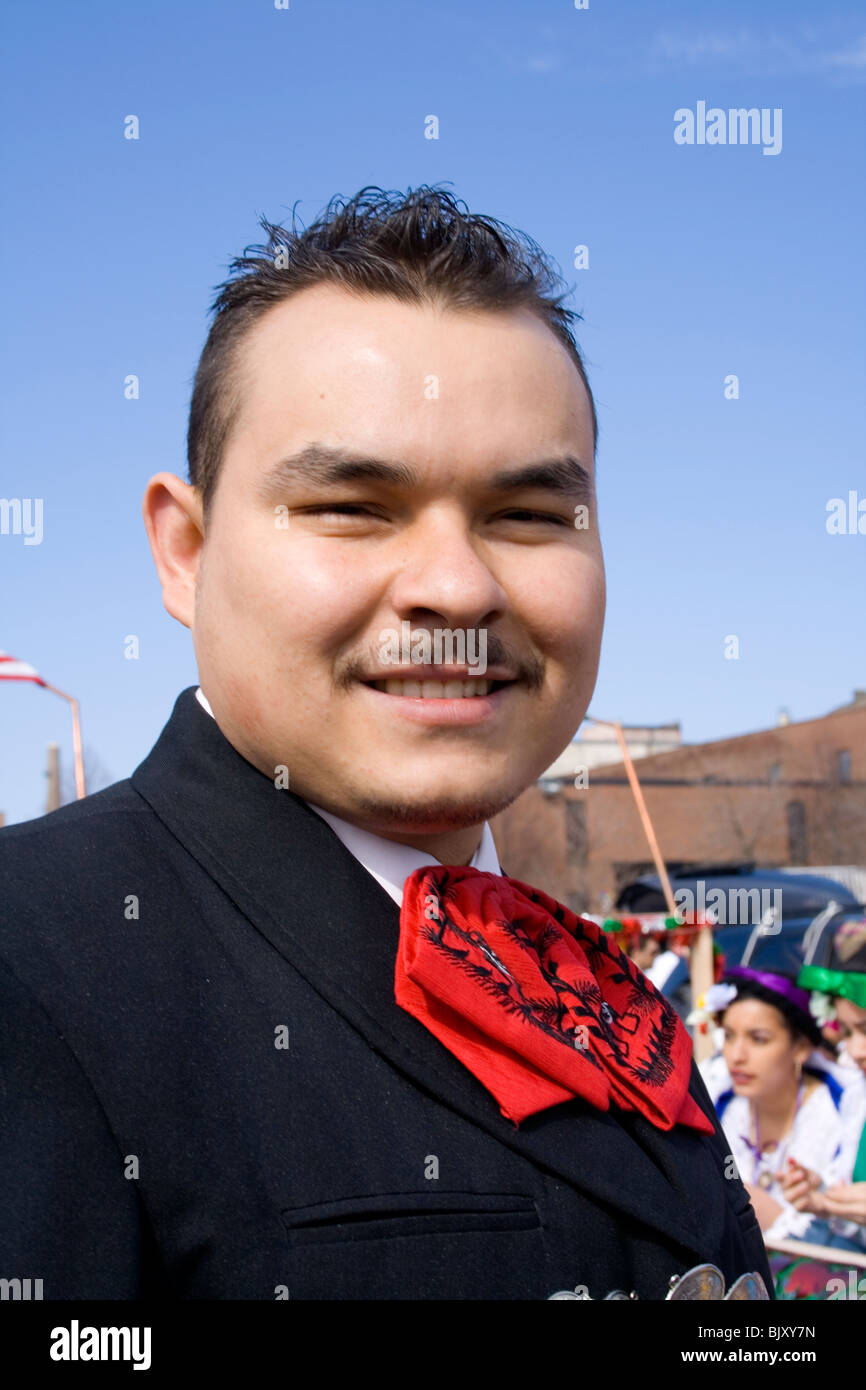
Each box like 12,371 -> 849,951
424,872 -> 677,1090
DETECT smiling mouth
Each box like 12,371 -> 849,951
364,678 -> 513,698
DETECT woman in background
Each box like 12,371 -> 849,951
702,966 -> 846,1243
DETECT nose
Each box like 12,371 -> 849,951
388,507 -> 509,632
725,1036 -> 748,1068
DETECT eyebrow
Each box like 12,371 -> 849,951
256,443 -> 594,502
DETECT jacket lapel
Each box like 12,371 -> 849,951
131,687 -> 726,1263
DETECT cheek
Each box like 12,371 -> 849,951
229,529 -> 377,650
517,552 -> 605,661
763,1043 -> 792,1075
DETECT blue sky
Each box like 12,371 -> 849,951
1,0 -> 864,825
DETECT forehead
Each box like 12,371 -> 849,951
835,997 -> 866,1026
724,998 -> 783,1029
225,284 -> 594,474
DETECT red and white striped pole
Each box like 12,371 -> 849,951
0,652 -> 86,800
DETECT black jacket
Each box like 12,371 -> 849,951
0,687 -> 772,1299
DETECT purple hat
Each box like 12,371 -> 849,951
723,966 -> 813,1019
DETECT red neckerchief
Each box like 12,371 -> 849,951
396,864 -> 713,1135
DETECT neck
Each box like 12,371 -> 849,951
754,1073 -> 802,1130
375,824 -> 484,866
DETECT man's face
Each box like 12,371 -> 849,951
631,938 -> 661,973
191,285 -> 604,840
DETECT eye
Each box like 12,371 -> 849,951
304,504 -> 382,519
497,510 -> 570,526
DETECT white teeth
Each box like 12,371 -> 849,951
374,678 -> 493,698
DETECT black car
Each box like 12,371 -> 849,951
615,866 -> 860,1002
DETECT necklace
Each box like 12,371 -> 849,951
747,1079 -> 805,1189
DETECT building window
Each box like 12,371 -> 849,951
768,763 -> 781,784
786,801 -> 807,863
838,750 -> 852,784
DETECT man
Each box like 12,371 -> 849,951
626,928 -> 663,976
0,186 -> 770,1300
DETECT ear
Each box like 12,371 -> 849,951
793,1036 -> 813,1067
142,473 -> 204,630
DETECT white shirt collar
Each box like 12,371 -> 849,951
194,686 -> 501,906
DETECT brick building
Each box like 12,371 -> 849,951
491,692 -> 866,915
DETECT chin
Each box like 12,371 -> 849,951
348,783 -> 524,835
732,1080 -> 761,1099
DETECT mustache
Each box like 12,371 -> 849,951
339,630 -> 545,691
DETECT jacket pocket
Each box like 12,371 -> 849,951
279,1190 -> 545,1297
281,1190 -> 540,1248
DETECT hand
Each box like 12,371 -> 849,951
818,1183 -> 866,1226
779,1161 -> 830,1216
